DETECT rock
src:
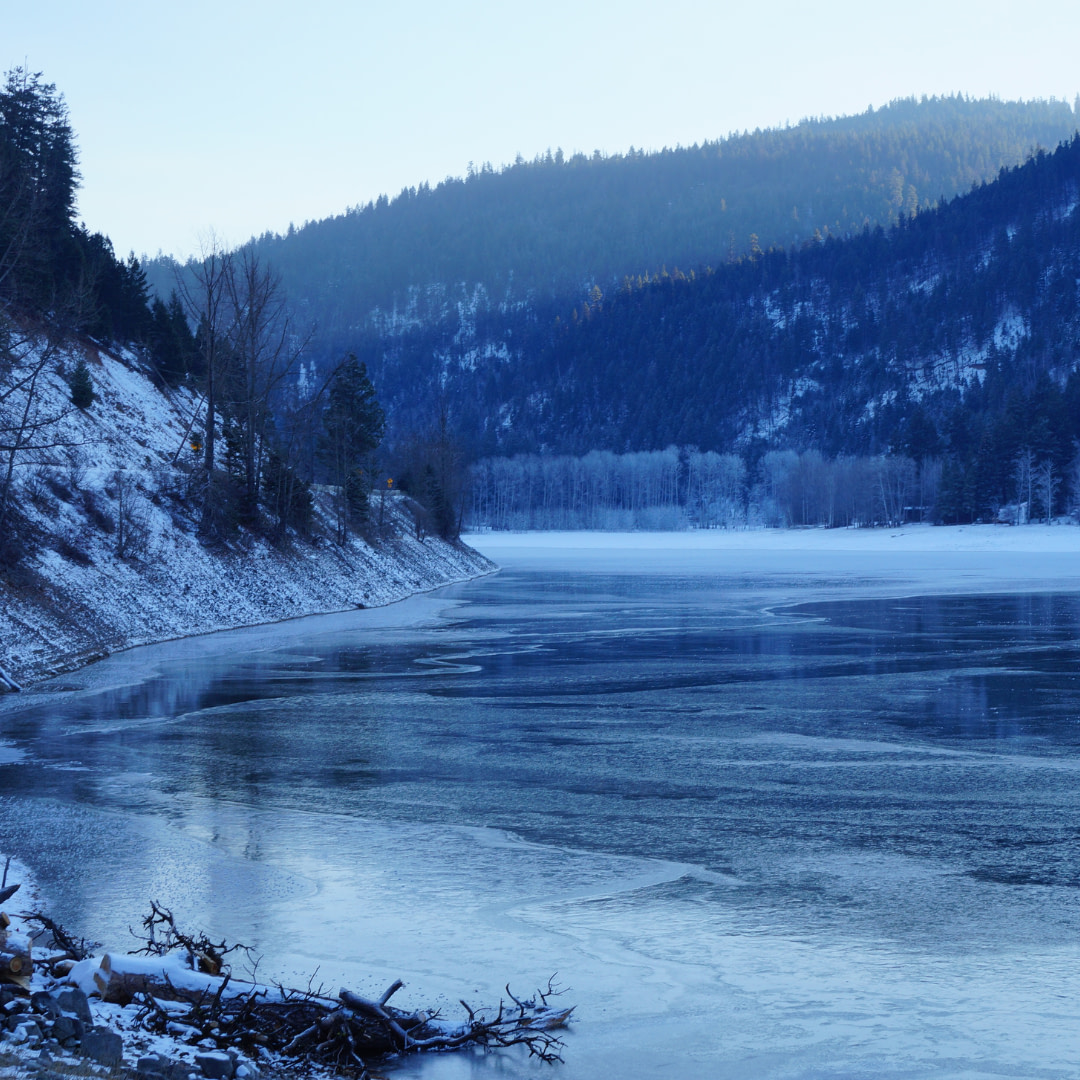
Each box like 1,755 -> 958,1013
195,1050 -> 235,1079
50,1012 -> 83,1043
30,991 -> 61,1019
55,986 -> 92,1025
80,1025 -> 123,1067
10,1019 -> 42,1045
138,1053 -> 198,1080
138,1052 -> 178,1078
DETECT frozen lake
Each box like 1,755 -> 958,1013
3,529 -> 1080,1078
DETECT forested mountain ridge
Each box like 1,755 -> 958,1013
450,134 -> 1080,524
146,95 -> 1078,365
140,95 -> 1080,527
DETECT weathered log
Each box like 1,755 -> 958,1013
0,931 -> 31,987
101,969 -> 186,1005
0,950 -> 25,974
91,954 -> 242,1006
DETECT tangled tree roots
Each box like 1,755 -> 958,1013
130,974 -> 572,1075
24,901 -> 574,1077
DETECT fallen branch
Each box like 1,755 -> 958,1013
132,899 -> 250,975
19,910 -> 97,960
0,855 -> 19,905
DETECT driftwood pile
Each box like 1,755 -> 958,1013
3,889 -> 573,1078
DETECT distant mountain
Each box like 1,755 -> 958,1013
146,95 -> 1078,363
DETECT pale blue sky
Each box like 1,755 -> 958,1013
7,0 -> 1079,260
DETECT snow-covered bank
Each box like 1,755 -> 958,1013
0,342 -> 494,690
468,523 -> 1080,597
1,517 -> 494,690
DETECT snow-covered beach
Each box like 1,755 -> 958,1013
471,522 -> 1080,554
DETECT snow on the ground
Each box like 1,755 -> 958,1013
467,523 -> 1080,599
468,522 -> 1080,554
0,339 -> 494,689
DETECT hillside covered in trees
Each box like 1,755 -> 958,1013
0,65 -> 472,560
147,95 -> 1078,367
409,135 -> 1080,527
141,92 -> 1080,528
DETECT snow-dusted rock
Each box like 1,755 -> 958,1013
80,1025 -> 123,1066
194,1050 -> 233,1079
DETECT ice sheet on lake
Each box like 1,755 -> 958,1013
5,536 -> 1080,1079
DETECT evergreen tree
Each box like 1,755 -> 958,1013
0,67 -> 163,346
68,355 -> 94,409
262,448 -> 313,537
0,67 -> 79,310
319,355 -> 385,539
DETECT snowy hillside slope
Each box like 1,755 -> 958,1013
0,339 -> 494,689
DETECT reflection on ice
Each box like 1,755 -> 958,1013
0,741 -> 23,764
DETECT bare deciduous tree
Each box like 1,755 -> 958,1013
1035,458 -> 1059,525
1014,447 -> 1036,524
225,250 -> 306,520
0,326 -> 77,556
177,240 -> 311,538
1067,445 -> 1080,523
113,468 -> 150,559
175,235 -> 233,535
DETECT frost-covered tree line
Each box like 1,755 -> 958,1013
470,443 -> 1080,531
468,448 -> 933,530
469,448 -> 941,530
